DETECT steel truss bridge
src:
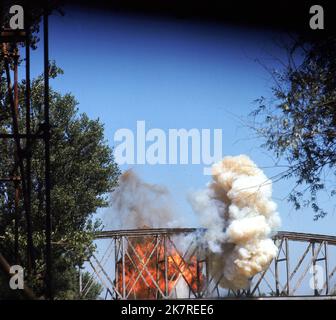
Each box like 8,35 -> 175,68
82,228 -> 336,300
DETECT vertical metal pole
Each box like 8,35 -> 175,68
44,9 -> 52,300
155,236 -> 160,299
3,43 -> 34,272
13,49 -> 20,266
114,237 -> 118,299
164,235 -> 168,298
324,241 -> 329,295
122,236 -> 126,299
205,246 -> 209,298
285,238 -> 290,295
14,183 -> 20,264
196,243 -> 201,298
14,47 -> 35,271
311,242 -> 318,296
104,289 -> 108,300
275,255 -> 279,296
25,6 -> 32,274
13,48 -> 19,122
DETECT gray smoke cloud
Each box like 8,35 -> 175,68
104,169 -> 183,229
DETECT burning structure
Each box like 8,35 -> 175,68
113,229 -> 205,299
83,159 -> 336,298
88,155 -> 282,299
86,228 -> 336,299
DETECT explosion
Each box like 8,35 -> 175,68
190,155 -> 281,289
106,154 -> 280,295
116,236 -> 203,299
106,170 -> 198,298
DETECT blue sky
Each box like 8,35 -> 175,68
25,7 -> 335,236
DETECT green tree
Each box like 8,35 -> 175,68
0,64 -> 120,299
78,271 -> 104,300
251,36 -> 336,219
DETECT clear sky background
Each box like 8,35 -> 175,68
26,7 -> 336,236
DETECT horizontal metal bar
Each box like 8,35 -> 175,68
275,232 -> 336,244
0,30 -> 27,43
95,228 -> 205,239
0,177 -> 21,182
95,229 -> 336,245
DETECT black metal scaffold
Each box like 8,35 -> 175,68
0,3 -> 52,299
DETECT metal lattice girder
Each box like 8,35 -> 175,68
84,229 -> 336,299
0,6 -> 53,298
238,234 -> 336,298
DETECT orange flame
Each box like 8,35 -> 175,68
117,237 -> 203,299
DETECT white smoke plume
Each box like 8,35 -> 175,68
104,169 -> 183,229
189,155 -> 281,289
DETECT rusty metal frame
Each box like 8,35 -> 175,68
84,229 -> 336,299
0,4 -> 53,299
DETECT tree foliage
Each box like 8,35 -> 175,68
251,36 -> 336,219
0,63 -> 120,298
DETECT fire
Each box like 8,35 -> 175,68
116,236 -> 203,299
